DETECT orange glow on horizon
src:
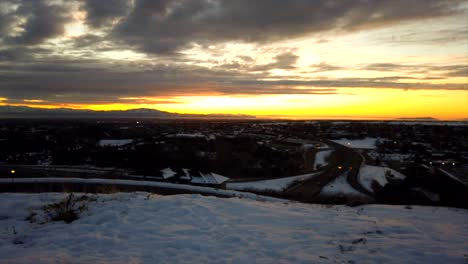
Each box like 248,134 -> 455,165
1,88 -> 467,120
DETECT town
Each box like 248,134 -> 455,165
1,118 -> 467,208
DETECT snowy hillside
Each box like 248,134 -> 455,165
358,165 -> 406,193
332,137 -> 383,149
1,193 -> 467,263
319,171 -> 366,197
98,139 -> 133,147
226,171 -> 321,192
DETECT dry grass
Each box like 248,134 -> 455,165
27,193 -> 96,224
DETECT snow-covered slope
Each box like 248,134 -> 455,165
98,139 -> 133,147
0,193 -> 467,263
358,165 -> 406,193
332,137 -> 383,149
161,167 -> 177,179
314,149 -> 333,170
226,171 -> 321,192
320,171 -> 366,197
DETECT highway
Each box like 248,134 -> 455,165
285,139 -> 371,202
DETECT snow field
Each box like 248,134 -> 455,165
314,149 -> 333,170
98,139 -> 133,147
331,137 -> 383,149
358,165 -> 406,193
320,171 -> 366,197
226,171 -> 321,192
0,193 -> 467,263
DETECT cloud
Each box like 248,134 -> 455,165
82,0 -> 132,28
0,57 -> 466,105
5,0 -> 72,45
362,63 -> 468,77
307,63 -> 344,73
0,2 -> 17,37
0,0 -> 466,107
111,0 -> 465,54
250,52 -> 299,71
1,0 -> 465,53
362,63 -> 415,72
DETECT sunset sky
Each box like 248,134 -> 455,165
0,0 -> 467,119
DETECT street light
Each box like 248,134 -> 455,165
10,170 -> 15,174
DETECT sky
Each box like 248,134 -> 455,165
0,0 -> 467,120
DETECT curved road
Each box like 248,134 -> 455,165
285,139 -> 372,202
326,140 -> 373,197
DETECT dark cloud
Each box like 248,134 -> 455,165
251,52 -> 299,71
1,57 -> 466,104
216,52 -> 299,72
363,63 -> 468,77
0,46 -> 54,62
0,0 -> 466,106
376,28 -> 468,45
362,63 -> 414,72
7,0 -> 72,45
236,56 -> 254,63
82,0 -> 132,28
112,0 -> 464,54
0,3 -> 17,38
1,0 -> 465,52
430,65 -> 468,77
308,63 -> 344,73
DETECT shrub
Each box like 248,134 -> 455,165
27,193 -> 96,224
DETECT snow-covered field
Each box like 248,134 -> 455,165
226,171 -> 321,192
98,139 -> 133,147
368,151 -> 414,161
320,171 -> 366,197
314,149 -> 333,170
0,178 -> 280,202
332,137 -> 383,149
161,167 -> 177,179
358,165 -> 406,193
1,193 -> 467,263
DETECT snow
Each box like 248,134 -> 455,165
161,168 -> 176,179
186,171 -> 230,185
226,171 -> 321,192
1,192 -> 467,263
128,168 -> 229,185
181,168 -> 191,180
199,172 -> 230,185
98,139 -> 133,147
332,137 -> 383,149
190,174 -> 205,184
167,133 -> 205,138
14,165 -> 129,174
210,173 -> 229,184
314,150 -> 333,170
358,165 -> 406,193
439,168 -> 467,186
302,143 -> 330,150
368,151 -> 414,161
320,171 -> 365,197
412,188 -> 441,202
0,178 -> 282,202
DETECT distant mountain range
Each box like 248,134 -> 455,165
396,117 -> 438,121
0,105 -> 256,119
